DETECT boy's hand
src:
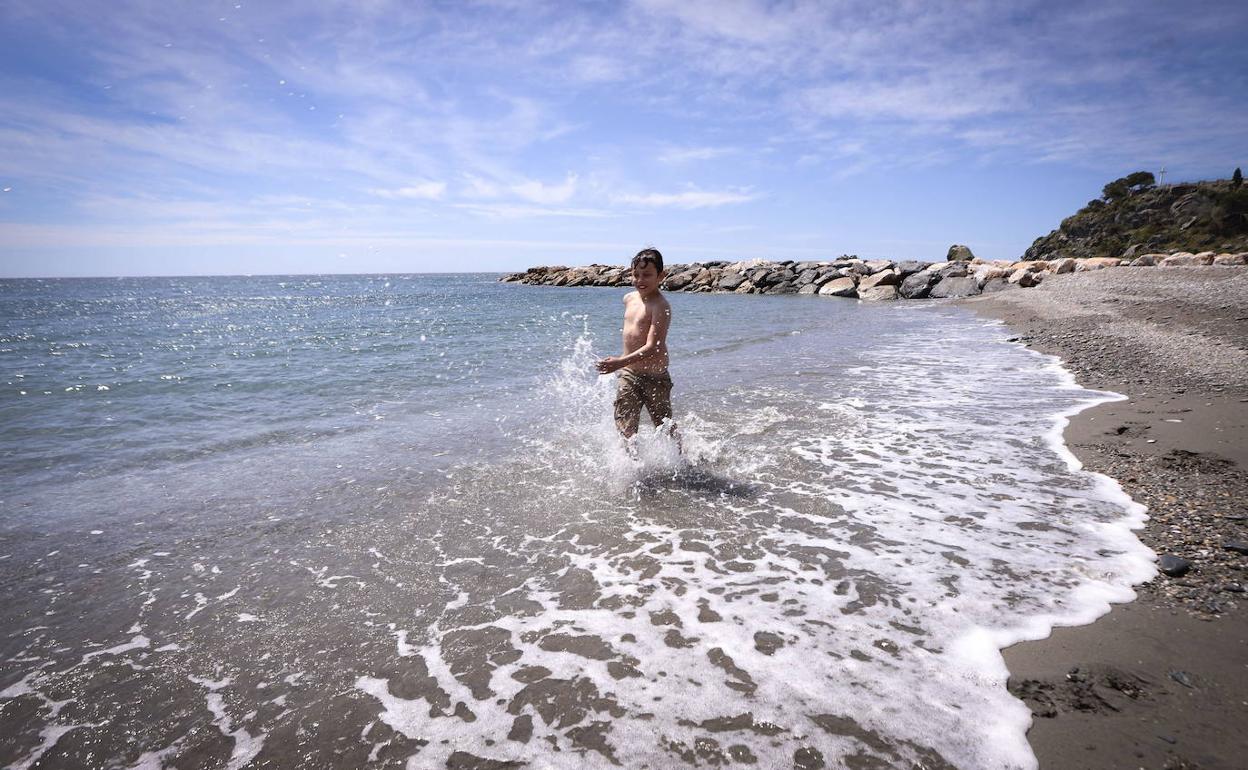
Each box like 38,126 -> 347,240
595,356 -> 625,374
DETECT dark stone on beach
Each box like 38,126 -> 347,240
769,281 -> 799,294
1224,541 -> 1248,555
898,270 -> 938,299
717,272 -> 748,291
1158,554 -> 1193,577
795,268 -> 819,286
1168,670 -> 1196,688
928,276 -> 981,298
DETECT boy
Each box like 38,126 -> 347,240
595,248 -> 680,446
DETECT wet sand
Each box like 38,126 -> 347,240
960,267 -> 1248,769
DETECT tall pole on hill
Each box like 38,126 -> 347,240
1158,166 -> 1166,185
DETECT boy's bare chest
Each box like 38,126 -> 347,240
623,301 -> 652,332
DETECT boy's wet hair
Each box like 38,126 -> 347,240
631,247 -> 664,273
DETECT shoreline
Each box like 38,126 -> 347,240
959,267 -> 1248,769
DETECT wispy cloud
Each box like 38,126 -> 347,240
658,145 -> 738,164
616,189 -> 757,209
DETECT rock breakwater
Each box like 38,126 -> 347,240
500,251 -> 1248,301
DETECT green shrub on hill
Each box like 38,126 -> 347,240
1024,172 -> 1248,260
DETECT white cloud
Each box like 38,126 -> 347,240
510,173 -> 579,204
370,182 -> 447,200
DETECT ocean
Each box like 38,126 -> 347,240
0,274 -> 1153,769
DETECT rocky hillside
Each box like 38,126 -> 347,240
1024,172 -> 1248,261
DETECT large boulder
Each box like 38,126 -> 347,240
794,268 -> 820,286
1213,253 -> 1248,266
863,259 -> 894,274
817,277 -> 857,297
947,244 -> 975,261
898,270 -> 939,299
1008,268 -> 1044,287
663,270 -> 696,291
934,261 -> 970,278
1047,257 -> 1075,273
1129,253 -> 1162,267
973,265 -> 1011,287
980,277 -> 1015,293
896,260 -> 932,276
928,276 -> 981,298
725,258 -> 770,273
717,271 -> 748,291
1074,257 -> 1124,271
797,282 -> 821,295
858,270 -> 899,290
858,285 -> 899,301
1160,252 -> 1202,267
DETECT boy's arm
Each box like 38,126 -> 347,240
595,303 -> 671,373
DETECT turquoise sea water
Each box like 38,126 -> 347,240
0,274 -> 1151,769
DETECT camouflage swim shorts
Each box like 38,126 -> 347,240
613,369 -> 674,436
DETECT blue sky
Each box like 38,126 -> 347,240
1,0 -> 1245,277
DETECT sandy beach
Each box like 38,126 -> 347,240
961,267 -> 1248,769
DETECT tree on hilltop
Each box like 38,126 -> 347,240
1102,171 -> 1155,201
1234,167 -> 1243,188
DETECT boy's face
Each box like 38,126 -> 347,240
631,263 -> 663,293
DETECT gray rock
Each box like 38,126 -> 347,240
947,244 -> 975,261
898,270 -> 938,299
663,271 -> 695,290
1129,254 -> 1157,267
794,268 -> 820,286
1157,554 -> 1192,577
857,285 -> 899,301
863,259 -> 894,274
980,277 -> 1015,293
858,270 -> 898,290
928,276 -> 981,298
1224,541 -> 1248,556
817,277 -> 857,297
935,261 -> 969,278
797,282 -> 821,295
717,272 -> 748,291
768,281 -> 798,295
896,260 -> 932,276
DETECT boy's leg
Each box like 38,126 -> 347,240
613,372 -> 643,438
642,373 -> 682,452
